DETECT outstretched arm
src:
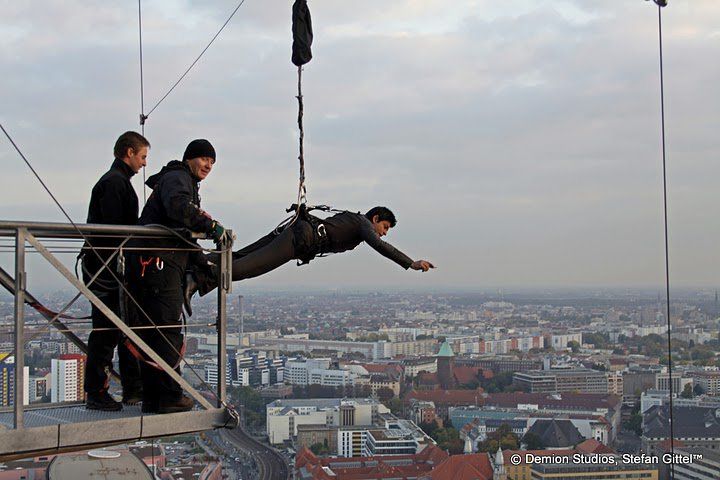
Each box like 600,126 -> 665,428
359,219 -> 434,272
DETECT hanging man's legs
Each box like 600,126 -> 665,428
188,221 -> 311,304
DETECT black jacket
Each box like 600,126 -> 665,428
320,212 -> 413,269
137,160 -> 214,269
83,158 -> 138,280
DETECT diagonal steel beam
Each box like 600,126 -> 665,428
0,266 -> 121,380
0,267 -> 88,355
26,232 -> 213,410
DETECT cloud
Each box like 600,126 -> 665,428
1,0 -> 718,289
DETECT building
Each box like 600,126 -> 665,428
608,371 -> 623,396
406,389 -> 485,420
479,335 -> 544,354
338,418 -> 428,458
457,356 -> 543,374
528,461 -> 658,479
436,341 -> 456,390
548,333 -> 583,350
671,447 -> 720,480
296,424 -> 339,455
402,357 -> 437,378
266,398 -> 387,445
295,443 -> 495,480
254,337 -> 384,359
692,371 -> 720,395
642,405 -> 720,455
524,419 -> 584,449
390,338 -> 438,357
286,358 -> 330,385
513,368 -> 609,394
50,354 -> 86,403
294,443 -> 453,480
285,358 -> 355,387
654,372 -> 692,393
410,400 -> 441,427
368,374 -> 400,398
28,372 -> 49,403
0,354 -> 15,406
204,361 -> 232,386
622,368 -> 659,406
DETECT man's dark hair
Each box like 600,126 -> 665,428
113,131 -> 150,159
365,206 -> 397,227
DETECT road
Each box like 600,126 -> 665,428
220,426 -> 290,480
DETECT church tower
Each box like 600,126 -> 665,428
436,341 -> 456,390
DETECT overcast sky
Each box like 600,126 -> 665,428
1,0 -> 718,291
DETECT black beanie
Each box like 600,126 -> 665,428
182,139 -> 216,161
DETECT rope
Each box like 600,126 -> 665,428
138,0 -> 147,202
652,0 -> 675,474
296,65 -> 307,208
0,124 -> 227,409
144,0 -> 248,119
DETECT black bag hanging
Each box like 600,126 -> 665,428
291,0 -> 313,66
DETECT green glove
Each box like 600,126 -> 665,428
209,220 -> 227,245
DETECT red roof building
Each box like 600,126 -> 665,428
295,445 -> 494,480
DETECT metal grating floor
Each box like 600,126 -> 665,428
0,403 -> 156,429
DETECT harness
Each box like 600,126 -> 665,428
288,203 -> 330,265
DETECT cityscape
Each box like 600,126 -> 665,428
1,287 -> 719,479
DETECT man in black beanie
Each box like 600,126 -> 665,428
129,138 -> 226,414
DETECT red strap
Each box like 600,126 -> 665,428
124,338 -> 186,371
29,302 -> 92,320
139,256 -> 154,277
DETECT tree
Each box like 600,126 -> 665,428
622,404 -> 642,436
567,340 -> 581,353
681,383 -> 694,399
431,427 -> 464,454
583,332 -> 610,348
419,420 -> 440,438
376,386 -> 396,402
694,383 -> 705,396
230,386 -> 269,429
476,424 -> 519,453
385,397 -> 404,416
310,440 -> 329,455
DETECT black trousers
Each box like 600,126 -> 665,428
129,258 -> 185,404
83,280 -> 142,396
196,220 -> 312,296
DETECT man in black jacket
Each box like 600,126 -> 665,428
186,206 -> 434,304
83,131 -> 148,411
130,139 -> 226,414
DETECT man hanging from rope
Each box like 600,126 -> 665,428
183,206 -> 434,313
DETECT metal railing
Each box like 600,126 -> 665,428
0,220 -> 234,429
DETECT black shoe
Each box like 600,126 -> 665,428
86,391 -> 122,412
122,391 -> 143,406
158,395 -> 194,414
183,272 -> 198,317
141,399 -> 159,414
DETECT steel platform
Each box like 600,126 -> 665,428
0,403 -> 236,461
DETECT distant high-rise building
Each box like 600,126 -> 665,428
51,354 -> 86,403
0,353 -> 15,407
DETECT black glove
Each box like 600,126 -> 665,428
209,220 -> 228,245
